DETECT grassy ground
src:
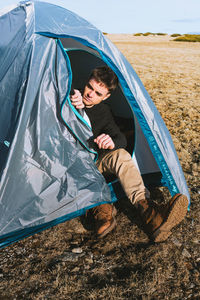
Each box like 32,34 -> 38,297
132,33 -> 200,42
173,34 -> 200,42
0,35 -> 200,300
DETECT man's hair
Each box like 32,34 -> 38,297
89,66 -> 118,93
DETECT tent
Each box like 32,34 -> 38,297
0,1 -> 190,248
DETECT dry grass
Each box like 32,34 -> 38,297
1,35 -> 200,300
173,34 -> 200,42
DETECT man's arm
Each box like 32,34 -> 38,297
94,104 -> 127,150
70,91 -> 127,151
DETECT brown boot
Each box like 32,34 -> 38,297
135,193 -> 188,242
91,204 -> 117,238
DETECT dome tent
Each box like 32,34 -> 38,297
0,1 -> 189,248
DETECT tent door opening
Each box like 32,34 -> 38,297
60,38 -> 162,187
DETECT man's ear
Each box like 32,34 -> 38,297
103,93 -> 111,101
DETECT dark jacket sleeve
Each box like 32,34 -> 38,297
101,105 -> 127,150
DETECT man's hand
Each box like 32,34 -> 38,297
70,89 -> 85,109
94,134 -> 115,150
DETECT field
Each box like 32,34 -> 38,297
1,35 -> 200,299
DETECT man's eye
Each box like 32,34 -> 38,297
87,83 -> 93,90
96,92 -> 102,97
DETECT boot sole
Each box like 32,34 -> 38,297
152,194 -> 188,243
98,206 -> 117,238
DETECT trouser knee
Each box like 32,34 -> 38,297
100,148 -> 132,174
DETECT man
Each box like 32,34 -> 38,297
70,66 -> 188,242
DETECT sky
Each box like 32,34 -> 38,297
0,0 -> 200,34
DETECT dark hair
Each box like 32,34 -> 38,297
89,66 -> 118,93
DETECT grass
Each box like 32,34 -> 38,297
171,33 -> 182,37
156,33 -> 167,36
143,32 -> 153,36
134,32 -> 167,36
173,34 -> 200,42
134,33 -> 143,36
133,33 -> 200,42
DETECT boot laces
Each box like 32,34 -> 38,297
93,205 -> 113,221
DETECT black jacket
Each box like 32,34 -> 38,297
85,102 -> 127,154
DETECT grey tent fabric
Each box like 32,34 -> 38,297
0,2 -> 113,247
0,1 -> 190,248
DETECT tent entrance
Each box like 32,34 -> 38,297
61,38 -> 136,156
60,38 -> 162,187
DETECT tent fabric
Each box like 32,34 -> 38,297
0,1 -> 190,248
0,2 -> 113,248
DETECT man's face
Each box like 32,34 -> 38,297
82,79 -> 110,108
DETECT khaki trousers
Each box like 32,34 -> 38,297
96,149 -> 150,204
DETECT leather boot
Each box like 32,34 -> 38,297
135,193 -> 188,242
91,204 -> 117,238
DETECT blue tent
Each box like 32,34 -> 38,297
0,1 -> 190,248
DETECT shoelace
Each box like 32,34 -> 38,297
92,206 -> 113,220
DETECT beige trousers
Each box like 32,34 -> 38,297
96,149 -> 150,204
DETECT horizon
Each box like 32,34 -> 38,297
103,32 -> 200,35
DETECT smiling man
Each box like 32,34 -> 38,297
70,66 -> 188,242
